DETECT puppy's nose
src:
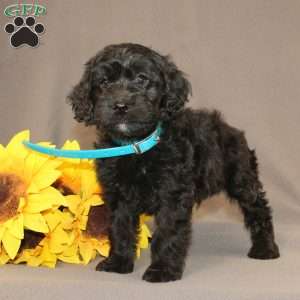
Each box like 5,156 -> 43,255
113,103 -> 128,113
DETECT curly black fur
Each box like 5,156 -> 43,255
68,43 -> 279,283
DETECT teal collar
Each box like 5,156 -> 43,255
23,123 -> 162,159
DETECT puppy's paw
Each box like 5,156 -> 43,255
96,255 -> 134,274
142,263 -> 182,283
248,241 -> 280,259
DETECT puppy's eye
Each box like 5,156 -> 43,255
99,77 -> 109,88
135,74 -> 149,85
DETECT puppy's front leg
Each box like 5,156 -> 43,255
143,203 -> 193,282
96,204 -> 139,274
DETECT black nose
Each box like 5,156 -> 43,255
113,103 -> 128,113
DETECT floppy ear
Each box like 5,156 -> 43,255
160,56 -> 192,120
67,57 -> 96,125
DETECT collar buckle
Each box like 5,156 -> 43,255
133,143 -> 142,154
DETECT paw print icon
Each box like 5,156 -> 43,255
4,16 -> 45,48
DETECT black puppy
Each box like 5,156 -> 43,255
68,43 -> 279,282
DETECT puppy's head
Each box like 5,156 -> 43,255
68,43 -> 191,141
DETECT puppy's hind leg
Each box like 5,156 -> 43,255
226,150 -> 280,259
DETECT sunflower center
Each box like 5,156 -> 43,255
0,173 -> 26,223
20,230 -> 45,250
85,205 -> 110,239
52,179 -> 75,196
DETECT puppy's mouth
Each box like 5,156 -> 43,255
115,120 -> 156,136
105,118 -> 157,142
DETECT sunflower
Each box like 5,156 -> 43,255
13,140 -> 100,267
15,140 -> 108,265
53,140 -> 101,196
14,238 -> 58,268
83,205 -> 152,259
9,140 -> 98,267
58,166 -> 109,264
58,206 -> 151,264
57,204 -> 111,265
55,140 -> 152,264
0,130 -> 65,260
14,210 -> 74,268
57,220 -> 110,265
4,136 -> 151,267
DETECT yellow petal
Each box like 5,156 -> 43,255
40,244 -> 57,267
14,250 -> 30,264
95,241 -> 110,257
26,181 -> 40,194
60,241 -> 78,257
23,213 -> 49,233
45,186 -> 67,207
2,230 -> 21,259
7,156 -> 25,174
60,211 -> 74,230
17,247 -> 44,267
82,195 -> 104,217
6,130 -> 30,160
37,158 -> 62,176
58,242 -> 81,264
82,204 -> 91,216
0,143 -> 5,154
0,250 -> 10,265
87,195 -> 104,207
62,140 -> 80,150
81,169 -> 100,199
65,195 -> 81,214
79,241 -> 93,264
23,153 -> 48,180
58,253 -> 81,264
139,231 -> 149,249
25,187 -> 65,213
79,215 -> 88,230
49,227 -> 70,253
31,169 -> 61,191
44,210 -> 62,232
60,140 -> 81,165
24,151 -> 61,183
138,223 -> 151,250
59,166 -> 78,183
25,255 -> 43,267
17,197 -> 26,212
42,260 -> 56,268
24,196 -> 53,213
143,223 -> 152,238
140,214 -> 152,223
7,215 -> 24,239
136,248 -> 141,258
